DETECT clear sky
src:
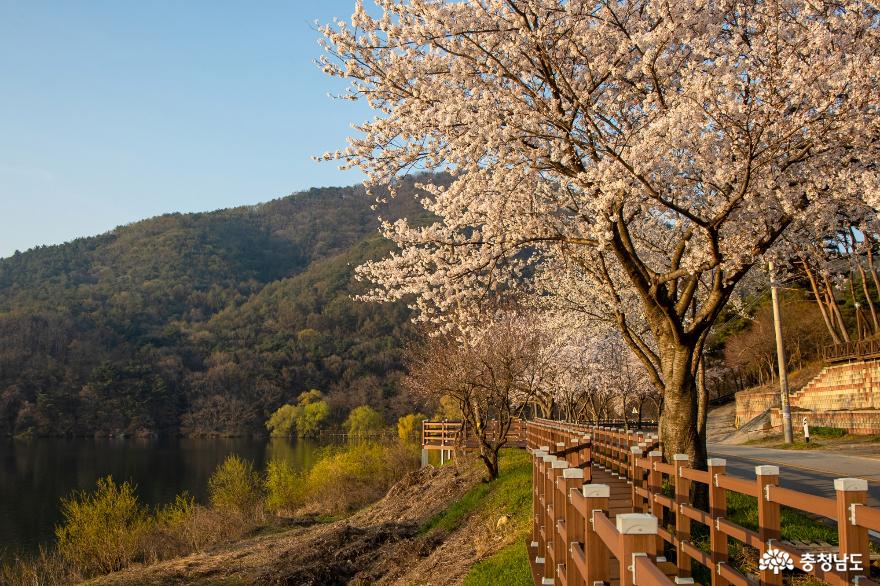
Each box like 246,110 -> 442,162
0,1 -> 370,259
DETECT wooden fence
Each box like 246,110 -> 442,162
527,418 -> 880,586
421,419 -> 528,451
824,339 -> 880,363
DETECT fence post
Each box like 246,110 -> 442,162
755,465 -> 782,586
581,435 -> 592,480
556,441 -> 567,458
707,458 -> 729,586
630,446 -> 644,512
673,454 -> 693,584
570,436 -> 582,467
835,477 -> 870,584
617,513 -> 659,586
562,468 -> 585,586
647,450 -> 665,558
532,449 -> 549,554
583,484 -> 611,584
546,460 -> 568,582
536,452 -> 556,568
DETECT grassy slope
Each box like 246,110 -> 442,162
421,449 -> 533,586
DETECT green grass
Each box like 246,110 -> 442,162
463,541 -> 532,586
685,488 -> 839,580
810,426 -> 847,439
421,449 -> 533,584
422,449 -> 532,535
726,492 -> 837,544
421,482 -> 493,534
448,448 -> 839,585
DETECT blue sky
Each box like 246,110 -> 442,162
0,1 -> 370,258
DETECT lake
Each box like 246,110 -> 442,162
0,437 -> 321,561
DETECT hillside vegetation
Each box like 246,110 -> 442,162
74,450 -> 530,586
0,180 -> 431,437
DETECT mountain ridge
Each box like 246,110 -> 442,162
0,179 -> 429,437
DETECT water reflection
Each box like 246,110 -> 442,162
0,437 -> 320,560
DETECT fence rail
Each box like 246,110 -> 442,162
526,418 -> 878,586
421,419 -> 527,451
824,339 -> 880,363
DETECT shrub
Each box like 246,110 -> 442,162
208,455 -> 263,516
149,491 -> 210,555
265,458 -> 306,514
153,501 -> 251,556
397,412 -> 428,444
55,476 -> 150,576
157,491 -> 197,528
302,442 -> 419,513
266,404 -> 297,437
0,547 -> 71,586
344,405 -> 385,437
810,426 -> 846,439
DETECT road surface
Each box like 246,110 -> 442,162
708,443 -> 880,506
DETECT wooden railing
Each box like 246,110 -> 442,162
528,419 -> 669,586
824,339 -> 880,363
422,420 -> 463,451
421,418 -> 527,451
527,418 -> 880,586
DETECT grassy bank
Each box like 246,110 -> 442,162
1,440 -> 420,586
746,425 -> 880,451
417,449 -> 533,585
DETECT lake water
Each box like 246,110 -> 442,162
0,437 -> 321,561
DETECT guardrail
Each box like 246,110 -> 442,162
824,339 -> 880,363
527,418 -> 880,586
528,419 -> 668,585
421,419 -> 527,451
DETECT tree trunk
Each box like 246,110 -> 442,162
824,275 -> 851,342
478,443 -> 500,480
696,358 -> 708,442
803,261 -> 844,344
657,343 -> 708,471
867,244 -> 880,307
859,265 -> 879,334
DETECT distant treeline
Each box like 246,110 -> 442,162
0,180 -> 434,437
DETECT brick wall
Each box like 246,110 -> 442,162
737,359 -> 880,431
770,408 -> 880,435
735,389 -> 779,427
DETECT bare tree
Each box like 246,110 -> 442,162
405,313 -> 549,479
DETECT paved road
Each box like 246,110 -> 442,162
708,443 -> 880,506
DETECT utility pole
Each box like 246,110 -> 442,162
769,261 -> 794,444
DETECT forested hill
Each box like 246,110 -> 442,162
0,180 -> 429,437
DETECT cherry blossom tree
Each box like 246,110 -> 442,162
405,311 -> 552,479
321,0 -> 879,465
548,324 -> 659,425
